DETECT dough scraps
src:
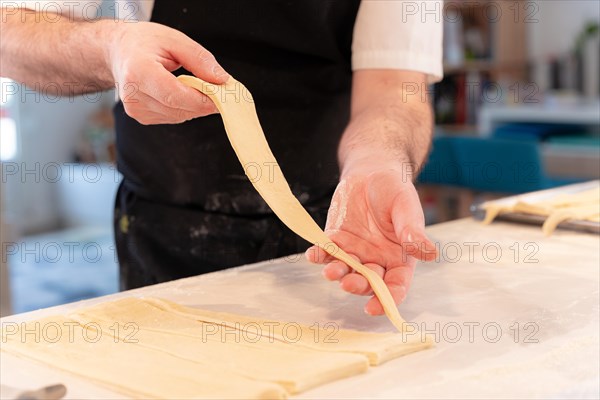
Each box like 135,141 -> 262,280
482,186 -> 600,235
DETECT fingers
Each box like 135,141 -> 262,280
321,253 -> 359,281
143,64 -> 218,113
112,23 -> 228,125
339,263 -> 384,295
122,89 -> 216,125
305,245 -> 335,265
120,63 -> 219,124
322,260 -> 351,281
326,257 -> 415,316
323,231 -> 405,269
364,261 -> 416,315
168,31 -> 229,84
364,284 -> 407,315
305,234 -> 361,265
322,254 -> 414,304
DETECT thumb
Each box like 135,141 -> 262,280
398,227 -> 438,262
391,199 -> 438,262
169,32 -> 229,84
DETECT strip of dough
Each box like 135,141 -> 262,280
482,203 -> 508,224
542,204 -> 600,236
68,298 -> 369,395
178,75 -> 407,332
482,186 -> 600,234
2,315 -> 286,399
513,187 -> 600,216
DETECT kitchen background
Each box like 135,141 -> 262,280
1,0 -> 599,316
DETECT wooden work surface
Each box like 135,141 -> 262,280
1,218 -> 598,399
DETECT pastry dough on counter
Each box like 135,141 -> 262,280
482,187 -> 600,236
1,298 -> 431,399
144,297 -> 430,366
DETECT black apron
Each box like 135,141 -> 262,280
113,0 -> 361,290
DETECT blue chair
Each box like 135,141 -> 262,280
418,136 -> 461,186
493,123 -> 581,142
419,136 -> 580,193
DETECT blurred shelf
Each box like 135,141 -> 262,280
444,0 -> 499,8
542,143 -> 600,180
478,103 -> 600,136
443,60 -> 527,74
435,124 -> 478,135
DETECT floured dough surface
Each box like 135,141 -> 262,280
1,298 -> 431,399
482,186 -> 600,235
145,297 -> 431,366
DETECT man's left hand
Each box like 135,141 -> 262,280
305,164 -> 437,315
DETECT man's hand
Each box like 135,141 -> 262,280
1,9 -> 227,125
306,167 -> 436,315
306,70 -> 437,315
109,22 -> 229,125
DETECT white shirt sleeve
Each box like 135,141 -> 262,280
3,0 -> 442,81
352,0 -> 444,83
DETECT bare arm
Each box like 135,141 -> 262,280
0,7 -> 229,124
339,69 -> 433,179
306,69 -> 436,315
0,8 -> 115,93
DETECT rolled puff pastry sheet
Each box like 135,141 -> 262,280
2,317 -> 286,399
1,298 -> 432,399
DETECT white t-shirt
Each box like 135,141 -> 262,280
4,0 -> 443,82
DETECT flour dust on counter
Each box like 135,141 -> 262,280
0,297 -> 432,399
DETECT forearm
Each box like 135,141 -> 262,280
0,8 -> 115,94
339,70 -> 433,180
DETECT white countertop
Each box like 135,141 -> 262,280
1,218 -> 599,399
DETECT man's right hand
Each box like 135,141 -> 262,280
1,8 -> 227,125
109,22 -> 229,125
